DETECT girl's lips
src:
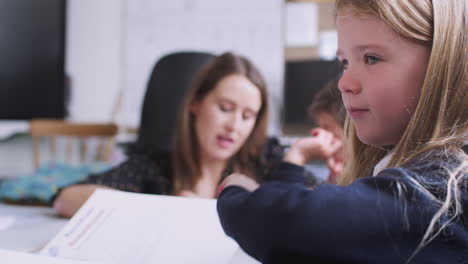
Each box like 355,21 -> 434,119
347,108 -> 370,119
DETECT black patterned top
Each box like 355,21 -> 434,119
75,138 -> 316,195
80,150 -> 174,195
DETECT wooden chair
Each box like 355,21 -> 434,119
29,119 -> 119,169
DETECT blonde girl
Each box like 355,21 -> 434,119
216,1 -> 468,263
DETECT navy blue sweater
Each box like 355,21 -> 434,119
217,153 -> 468,263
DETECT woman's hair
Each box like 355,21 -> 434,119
335,0 -> 468,260
172,52 -> 269,193
308,78 -> 345,127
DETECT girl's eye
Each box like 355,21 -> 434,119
365,55 -> 380,65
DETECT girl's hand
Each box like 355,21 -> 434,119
217,173 -> 259,196
284,128 -> 342,166
326,156 -> 344,184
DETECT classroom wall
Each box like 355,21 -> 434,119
284,2 -> 336,61
0,0 -> 285,176
67,0 -> 284,134
66,0 -> 123,123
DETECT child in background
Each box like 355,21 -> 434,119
308,78 -> 344,141
216,0 -> 468,263
286,79 -> 345,183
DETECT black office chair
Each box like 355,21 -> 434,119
136,51 -> 214,153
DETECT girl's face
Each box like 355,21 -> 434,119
336,14 -> 430,146
191,74 -> 262,163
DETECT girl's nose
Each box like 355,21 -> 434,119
338,71 -> 362,95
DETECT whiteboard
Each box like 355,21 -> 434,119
118,0 -> 284,134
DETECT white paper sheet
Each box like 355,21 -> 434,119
319,30 -> 338,60
228,248 -> 261,264
0,215 -> 16,231
40,189 -> 257,264
0,248 -> 102,264
286,2 -> 318,46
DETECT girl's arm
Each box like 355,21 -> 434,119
217,163 -> 427,263
284,128 -> 342,166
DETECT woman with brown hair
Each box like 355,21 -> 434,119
53,52 -> 273,218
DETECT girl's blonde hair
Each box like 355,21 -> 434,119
172,52 -> 269,194
335,0 -> 468,259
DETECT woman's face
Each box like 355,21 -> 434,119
191,74 -> 262,162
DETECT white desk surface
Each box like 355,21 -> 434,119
0,121 -> 28,141
0,203 -> 68,253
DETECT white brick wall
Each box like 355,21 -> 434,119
119,0 -> 284,133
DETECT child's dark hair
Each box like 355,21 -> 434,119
308,78 -> 345,126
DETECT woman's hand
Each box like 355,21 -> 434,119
284,128 -> 342,166
178,190 -> 199,198
54,184 -> 112,218
218,173 -> 259,196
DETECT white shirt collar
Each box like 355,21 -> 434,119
373,151 -> 394,176
372,137 -> 467,176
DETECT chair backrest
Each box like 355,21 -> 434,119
137,51 -> 214,152
29,119 -> 118,169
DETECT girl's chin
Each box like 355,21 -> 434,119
356,132 -> 396,147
